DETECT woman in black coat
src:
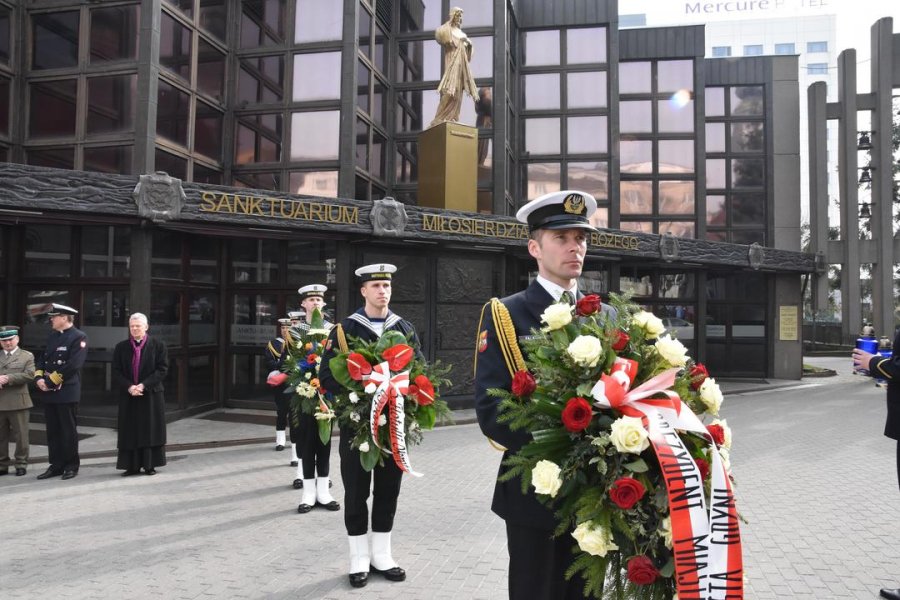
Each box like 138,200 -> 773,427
113,313 -> 169,475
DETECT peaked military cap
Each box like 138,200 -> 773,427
287,310 -> 304,321
277,318 -> 292,326
0,325 -> 19,339
46,303 -> 79,316
298,284 -> 328,302
516,190 -> 597,232
355,263 -> 397,283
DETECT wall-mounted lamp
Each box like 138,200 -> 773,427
857,130 -> 873,151
858,166 -> 873,185
859,201 -> 874,219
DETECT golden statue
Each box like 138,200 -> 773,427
429,7 -> 478,128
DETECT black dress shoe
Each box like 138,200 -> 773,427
369,565 -> 406,582
880,588 -> 900,600
292,478 -> 303,489
297,502 -> 313,514
144,468 -> 157,475
15,467 -> 26,476
317,500 -> 341,511
121,469 -> 140,477
36,467 -> 62,480
275,444 -> 284,451
61,470 -> 77,480
348,572 -> 368,588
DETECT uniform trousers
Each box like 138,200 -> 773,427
0,409 -> 30,468
44,403 -> 79,471
339,427 -> 402,536
505,522 -> 587,600
298,412 -> 331,479
272,388 -> 289,431
895,441 -> 899,491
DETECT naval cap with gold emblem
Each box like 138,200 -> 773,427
355,263 -> 397,284
516,190 -> 597,232
46,303 -> 79,316
0,325 -> 19,339
297,284 -> 328,302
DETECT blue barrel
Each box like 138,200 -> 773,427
875,349 -> 893,388
855,337 -> 879,375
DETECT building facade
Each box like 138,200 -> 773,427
0,0 -> 815,425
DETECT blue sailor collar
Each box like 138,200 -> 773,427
348,308 -> 402,336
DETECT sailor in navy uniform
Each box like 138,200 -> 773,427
318,264 -> 422,589
286,309 -> 305,475
34,303 -> 89,481
474,191 -> 616,600
264,318 -> 294,455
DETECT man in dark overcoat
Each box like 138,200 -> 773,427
318,263 -> 422,589
112,312 -> 169,476
34,303 -> 88,481
852,305 -> 900,600
0,325 -> 35,476
474,191 -> 616,600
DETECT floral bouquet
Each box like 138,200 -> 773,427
326,330 -> 452,474
493,294 -> 742,600
283,308 -> 336,444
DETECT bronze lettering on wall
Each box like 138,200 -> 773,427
590,231 -> 641,251
199,191 -> 359,225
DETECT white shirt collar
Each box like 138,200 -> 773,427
535,275 -> 577,303
4,347 -> 18,356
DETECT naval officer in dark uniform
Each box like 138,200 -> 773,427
34,303 -> 88,481
318,263 -> 422,589
264,317 -> 293,454
474,191 -> 616,600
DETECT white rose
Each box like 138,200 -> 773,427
350,412 -> 361,423
358,441 -> 370,453
349,392 -> 360,404
567,335 -> 603,368
609,415 -> 650,454
541,303 -> 573,331
710,418 -> 732,449
531,460 -> 563,498
571,521 -> 618,557
699,378 -> 723,415
633,311 -> 665,339
655,334 -> 688,367
659,516 -> 673,549
378,414 -> 387,426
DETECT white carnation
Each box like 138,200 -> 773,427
349,392 -> 360,404
572,521 -> 618,557
655,334 -> 688,367
699,377 -> 723,415
531,460 -> 563,498
567,335 -> 603,368
633,311 -> 665,339
609,415 -> 650,454
541,303 -> 573,331
358,441 -> 370,453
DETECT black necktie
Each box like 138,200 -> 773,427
560,291 -> 574,306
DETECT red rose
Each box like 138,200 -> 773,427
347,353 -> 373,381
626,556 -> 659,585
411,374 -> 435,405
511,370 -> 536,397
608,477 -> 646,510
689,363 -> 710,390
611,329 -> 630,352
382,344 -> 414,371
576,294 -> 602,316
561,397 -> 593,432
695,456 -> 710,481
706,424 -> 725,446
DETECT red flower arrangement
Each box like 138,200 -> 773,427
626,556 -> 659,585
689,363 -> 710,390
576,294 -> 602,316
608,477 -> 646,510
561,396 -> 593,432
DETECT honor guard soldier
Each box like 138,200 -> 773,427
474,191 -> 616,600
264,317 -> 294,456
34,303 -> 88,481
0,325 -> 36,476
286,309 -> 305,478
319,264 -> 423,589
293,284 -> 339,514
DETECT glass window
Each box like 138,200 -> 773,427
358,6 -> 371,59
524,30 -> 559,66
620,180 -> 651,214
160,11 -> 192,82
235,113 -> 282,164
290,111 -> 340,160
29,80 -> 77,138
807,63 -> 828,75
705,122 -> 725,153
743,45 -> 763,56
620,221 -> 652,234
290,170 -> 339,197
24,225 -> 71,277
293,51 -> 342,101
164,0 -> 193,18
620,100 -> 652,133
90,5 -> 139,62
81,226 -> 130,278
705,87 -> 725,117
23,290 -> 71,345
525,118 -> 560,155
155,148 -> 187,180
197,39 -> 226,100
620,140 -> 652,173
706,159 -> 726,188
658,97 -> 693,132
356,59 -> 370,113
806,41 -> 827,53
231,238 -> 279,283
731,230 -> 764,245
730,86 -> 763,116
526,162 -> 561,200
452,0 -> 492,27
87,75 -> 136,134
659,221 -> 695,238
469,36 -> 493,79
192,163 -> 222,184
659,140 -> 694,174
32,11 -> 79,70
730,121 -> 764,152
619,61 -> 651,94
199,0 -> 227,42
567,116 -> 607,154
286,241 -> 337,288
26,147 -> 75,169
157,80 -> 190,146
81,290 -> 129,339
707,195 -> 726,226
238,55 -> 284,104
150,289 -> 182,348
731,158 -> 763,187
0,7 -> 9,64
194,102 -> 223,161
732,192 -> 765,225
0,78 -> 8,136
568,161 -> 607,200
566,27 -> 606,64
657,60 -> 693,93
711,46 -> 730,58
84,146 -> 133,174
240,0 -> 287,48
774,43 -> 795,55
152,229 -> 182,279
567,71 -> 606,109
523,73 -> 559,109
189,235 -> 218,282
294,0 -> 343,43
659,181 -> 694,214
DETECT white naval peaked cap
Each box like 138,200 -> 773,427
515,190 -> 597,232
297,284 -> 328,301
277,317 -> 292,326
46,303 -> 79,316
287,310 -> 304,320
354,263 -> 397,283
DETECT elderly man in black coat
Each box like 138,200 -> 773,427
112,312 -> 169,476
852,306 -> 900,600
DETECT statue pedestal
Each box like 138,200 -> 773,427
417,122 -> 477,212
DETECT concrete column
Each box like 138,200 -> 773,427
836,49 -> 861,343
806,82 -> 829,320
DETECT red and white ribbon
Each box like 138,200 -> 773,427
367,361 -> 422,477
591,368 -> 743,599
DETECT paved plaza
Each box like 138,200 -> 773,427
2,356 -> 898,599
